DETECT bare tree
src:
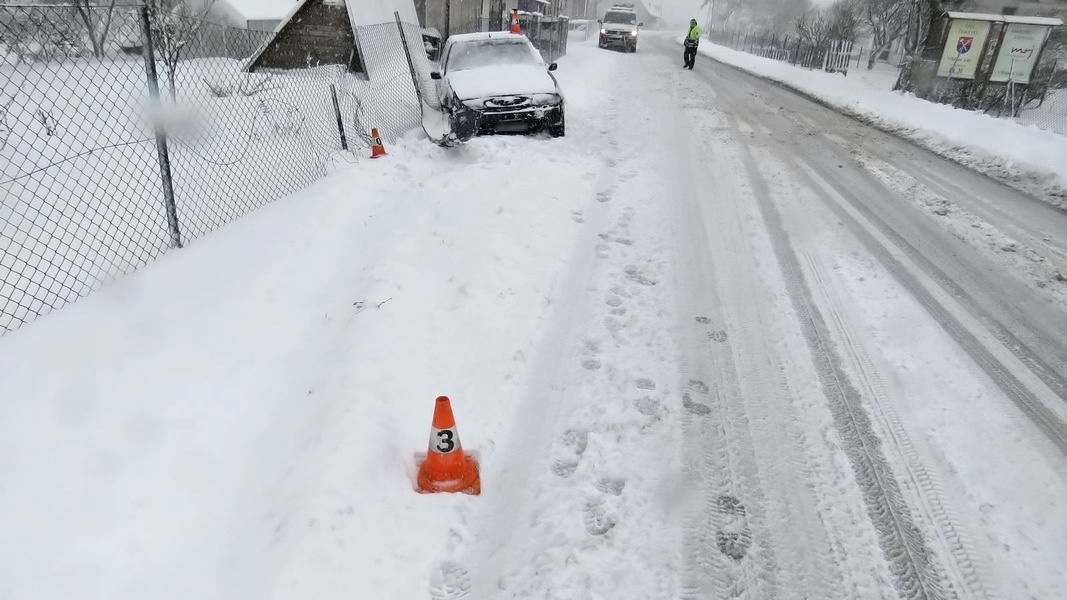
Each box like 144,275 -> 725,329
795,2 -> 860,47
739,0 -> 813,36
828,1 -> 862,42
700,0 -> 744,32
144,0 -> 216,101
4,7 -> 85,62
72,0 -> 117,58
856,0 -> 910,69
919,0 -> 949,57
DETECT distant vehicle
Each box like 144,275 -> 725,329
430,31 -> 565,140
598,6 -> 643,53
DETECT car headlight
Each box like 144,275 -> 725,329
600,28 -> 607,34
530,93 -> 562,107
630,29 -> 638,36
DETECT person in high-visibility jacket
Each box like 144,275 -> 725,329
683,18 -> 701,70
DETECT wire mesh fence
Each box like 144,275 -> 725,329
2,5 -> 169,332
0,4 -> 428,334
709,29 -> 872,76
708,26 -> 1067,136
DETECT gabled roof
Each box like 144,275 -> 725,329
244,0 -> 420,74
245,0 -> 361,73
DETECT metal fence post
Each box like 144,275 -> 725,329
395,11 -> 424,107
330,84 -> 348,151
139,6 -> 182,249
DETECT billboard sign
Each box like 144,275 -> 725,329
937,19 -> 992,79
990,23 -> 1051,83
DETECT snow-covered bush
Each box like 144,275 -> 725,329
202,73 -> 278,98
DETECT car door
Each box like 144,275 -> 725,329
436,40 -> 458,109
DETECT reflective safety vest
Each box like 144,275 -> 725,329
686,25 -> 702,40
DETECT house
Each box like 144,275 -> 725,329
415,0 -> 493,38
246,0 -> 419,74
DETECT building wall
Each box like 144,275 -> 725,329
420,0 -> 486,38
250,0 -> 358,71
451,0 -> 485,32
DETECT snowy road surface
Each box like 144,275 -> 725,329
2,32 -> 1066,600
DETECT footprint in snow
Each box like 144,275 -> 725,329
583,496 -> 616,535
682,393 -> 711,416
550,428 -> 589,478
429,561 -> 471,600
708,330 -> 728,343
715,495 -> 751,562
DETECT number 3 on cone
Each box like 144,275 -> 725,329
432,427 -> 457,453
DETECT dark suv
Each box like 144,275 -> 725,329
598,8 -> 642,53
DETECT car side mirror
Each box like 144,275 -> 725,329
548,63 -> 557,71
596,19 -> 602,24
430,71 -> 442,80
638,22 -> 644,27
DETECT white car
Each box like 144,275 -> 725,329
598,6 -> 643,53
430,31 -> 565,140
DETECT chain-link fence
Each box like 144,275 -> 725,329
1,4 -> 430,334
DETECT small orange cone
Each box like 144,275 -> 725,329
509,9 -> 522,34
416,396 -> 481,495
369,127 -> 387,158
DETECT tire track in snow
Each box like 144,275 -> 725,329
799,163 -> 1067,457
804,252 -> 1000,600
665,94 -> 779,599
702,58 -> 1014,600
665,39 -> 887,599
733,142 -> 950,600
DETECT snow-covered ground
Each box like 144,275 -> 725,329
698,41 -> 1067,207
1,30 -> 1066,600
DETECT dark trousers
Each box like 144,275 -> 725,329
683,45 -> 697,68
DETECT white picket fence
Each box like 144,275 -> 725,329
822,39 -> 853,75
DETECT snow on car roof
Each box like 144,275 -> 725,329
446,31 -> 530,44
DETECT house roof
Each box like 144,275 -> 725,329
223,0 -> 298,21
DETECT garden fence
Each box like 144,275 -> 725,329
0,4 -> 431,334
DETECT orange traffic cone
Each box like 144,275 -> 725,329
416,396 -> 481,495
370,128 -> 387,158
509,9 -> 522,34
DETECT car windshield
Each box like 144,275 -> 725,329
603,12 -> 636,24
446,39 -> 541,71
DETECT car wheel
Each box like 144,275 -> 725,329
548,110 -> 565,138
449,105 -> 478,142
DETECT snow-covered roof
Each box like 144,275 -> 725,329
1003,14 -> 1063,26
223,0 -> 299,21
446,31 -> 528,43
945,11 -> 1063,26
